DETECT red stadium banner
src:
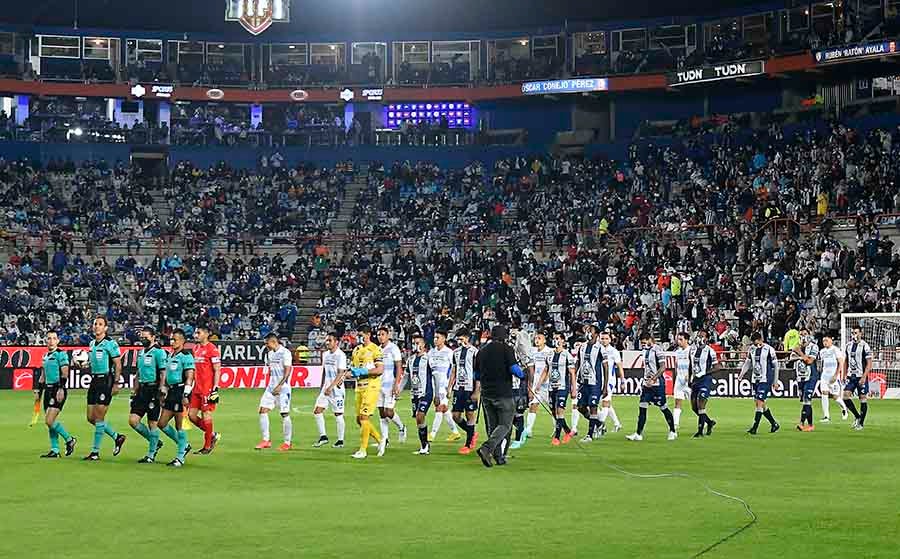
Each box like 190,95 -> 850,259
218,366 -> 323,389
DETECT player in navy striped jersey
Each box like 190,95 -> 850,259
626,332 -> 677,442
843,326 -> 872,431
817,334 -> 848,422
407,333 -> 433,455
447,328 -> 480,454
738,332 -> 781,435
689,329 -> 719,437
377,327 -> 407,444
525,331 -> 553,438
575,325 -> 607,443
791,328 -> 819,432
533,332 -> 577,445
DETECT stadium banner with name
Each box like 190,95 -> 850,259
667,60 -> 765,87
521,77 -> 609,96
814,40 -> 899,65
0,342 -> 323,391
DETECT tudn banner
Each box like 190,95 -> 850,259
814,40 -> 898,65
668,60 -> 765,87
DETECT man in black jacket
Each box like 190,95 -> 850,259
474,325 -> 529,467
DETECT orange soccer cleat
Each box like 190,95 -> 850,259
254,440 -> 272,450
468,432 -> 479,449
562,432 -> 573,444
458,446 -> 472,455
551,438 -> 561,446
803,424 -> 815,432
278,442 -> 292,452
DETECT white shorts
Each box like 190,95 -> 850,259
818,374 -> 841,395
529,384 -> 549,406
674,378 -> 691,401
376,386 -> 396,410
314,388 -> 345,414
602,382 -> 616,403
260,386 -> 292,414
433,378 -> 449,407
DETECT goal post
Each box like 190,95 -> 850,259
840,313 -> 900,399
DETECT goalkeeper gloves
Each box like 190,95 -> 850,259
207,387 -> 220,404
350,367 -> 368,378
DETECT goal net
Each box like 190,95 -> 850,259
840,313 -> 900,399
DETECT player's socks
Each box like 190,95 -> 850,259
359,419 -> 372,451
513,414 -> 525,441
132,422 -> 151,441
673,408 -> 682,430
176,429 -> 188,461
51,420 -> 71,442
570,408 -> 580,433
259,413 -> 270,441
49,424 -> 60,452
804,404 -> 814,425
598,407 -> 610,426
552,419 -> 561,439
608,406 -> 621,428
92,421 -> 106,453
369,423 -> 381,443
282,416 -> 292,445
444,411 -> 459,433
430,412 -> 444,437
161,424 -> 178,442
559,418 -> 570,434
821,394 -> 830,419
189,414 -> 203,429
587,416 -> 599,437
662,408 -> 676,432
380,418 -> 391,441
525,412 -> 537,434
860,402 -> 868,425
463,423 -> 475,447
844,399 -> 860,419
390,414 -> 405,430
314,413 -> 327,437
148,427 -> 160,457
202,419 -> 214,448
336,415 -> 346,441
697,412 -> 707,434
103,422 -> 118,440
762,408 -> 777,426
417,424 -> 428,449
636,406 -> 647,436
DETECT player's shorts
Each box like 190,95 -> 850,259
163,384 -> 185,413
673,377 -> 691,401
315,388 -> 346,413
130,383 -> 161,421
799,376 -> 819,402
433,378 -> 449,407
691,376 -> 713,400
752,382 -> 771,401
376,386 -> 397,409
640,381 -> 667,407
513,387 -> 529,413
87,374 -> 115,406
412,395 -> 432,416
602,380 -> 616,403
355,385 -> 379,417
260,386 -> 292,414
549,389 -> 569,410
189,390 -> 217,413
844,376 -> 868,398
529,382 -> 549,406
43,383 -> 67,411
577,382 -> 602,408
451,389 -> 478,413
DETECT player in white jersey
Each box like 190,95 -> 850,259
376,327 -> 407,444
817,334 -> 848,422
255,333 -> 293,451
428,329 -> 460,442
673,332 -> 692,433
447,328 -> 481,454
598,331 -> 624,433
843,326 -> 872,430
525,331 -> 553,438
313,333 -> 348,448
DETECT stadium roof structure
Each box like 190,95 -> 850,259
4,0 -> 777,35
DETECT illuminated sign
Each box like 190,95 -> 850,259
339,88 -> 355,102
131,83 -> 174,99
289,89 -> 309,101
385,102 -> 473,129
815,40 -> 898,64
225,0 -> 290,35
362,88 -> 384,101
667,60 -> 765,86
206,88 -> 225,100
521,77 -> 608,95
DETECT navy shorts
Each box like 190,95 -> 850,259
577,382 -> 602,408
691,376 -> 713,400
844,376 -> 868,397
451,389 -> 478,413
753,382 -> 771,401
550,389 -> 569,410
412,395 -> 432,416
639,381 -> 667,407
799,376 -> 819,402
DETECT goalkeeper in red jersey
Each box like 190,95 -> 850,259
189,326 -> 222,454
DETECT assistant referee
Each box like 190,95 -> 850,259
474,325 -> 529,468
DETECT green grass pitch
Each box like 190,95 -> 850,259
1,389 -> 897,558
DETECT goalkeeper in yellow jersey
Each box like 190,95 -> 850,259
348,325 -> 385,459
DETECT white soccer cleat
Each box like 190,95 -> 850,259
613,424 -> 622,433
377,440 -> 387,457
351,450 -> 367,459
414,445 -> 430,455
626,433 -> 643,442
579,434 -> 593,443
851,419 -> 860,430
820,417 -> 830,423
398,427 -> 407,444
524,429 -> 533,439
667,431 -> 678,441
852,423 -> 864,431
841,409 -> 849,420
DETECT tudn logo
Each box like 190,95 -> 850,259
289,89 -> 309,102
206,88 -> 225,100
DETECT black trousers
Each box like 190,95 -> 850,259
481,395 -> 515,459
